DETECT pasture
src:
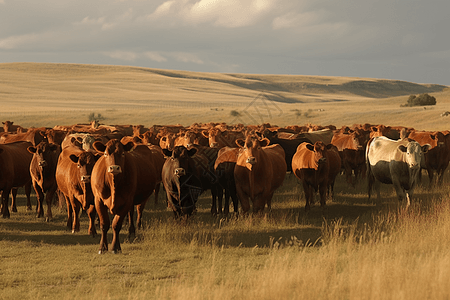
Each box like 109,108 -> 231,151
2,173 -> 450,299
1,62 -> 450,299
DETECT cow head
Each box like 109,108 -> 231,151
163,146 -> 200,216
2,121 -> 13,133
93,139 -> 134,176
202,128 -> 222,148
28,141 -> 60,170
236,135 -> 270,170
182,130 -> 199,149
163,146 -> 197,178
398,141 -> 430,170
69,151 -> 100,209
158,132 -> 176,151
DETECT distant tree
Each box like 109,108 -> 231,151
88,112 -> 105,122
292,109 -> 302,118
230,110 -> 241,117
401,93 -> 436,107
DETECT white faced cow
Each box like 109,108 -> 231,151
366,136 -> 430,207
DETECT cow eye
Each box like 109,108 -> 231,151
104,153 -> 108,157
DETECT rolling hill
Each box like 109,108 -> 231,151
0,62 -> 449,130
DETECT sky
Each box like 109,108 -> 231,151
1,0 -> 449,85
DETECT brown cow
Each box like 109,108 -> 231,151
202,128 -> 245,148
408,130 -> 450,186
28,141 -> 61,220
331,128 -> 368,186
292,141 -> 341,211
56,146 -> 99,235
91,139 -> 159,253
234,134 -> 286,213
0,128 -> 47,146
0,141 -> 33,218
2,121 -> 26,133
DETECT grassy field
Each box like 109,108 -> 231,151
1,62 -> 450,299
0,62 -> 449,130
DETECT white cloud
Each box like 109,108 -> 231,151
144,51 -> 167,62
170,52 -> 204,64
147,0 -> 275,28
272,11 -> 326,30
0,33 -> 41,49
103,50 -> 138,61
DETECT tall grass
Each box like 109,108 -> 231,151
2,175 -> 449,299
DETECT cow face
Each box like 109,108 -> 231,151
203,128 -> 222,148
398,141 -> 430,170
93,139 -> 134,176
236,135 -> 270,169
159,133 -> 176,151
69,151 -> 100,183
28,142 -> 59,170
182,130 -> 198,149
163,146 -> 197,178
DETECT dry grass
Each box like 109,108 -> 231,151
1,62 -> 450,299
1,62 -> 449,130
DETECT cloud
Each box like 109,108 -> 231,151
169,52 -> 204,64
144,51 -> 167,62
148,0 -> 275,28
103,51 -> 138,61
0,33 -> 42,50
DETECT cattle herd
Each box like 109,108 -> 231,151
0,120 -> 447,253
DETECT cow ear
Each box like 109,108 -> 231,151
255,131 -> 262,139
201,130 -> 209,138
123,142 -> 134,152
76,137 -> 83,143
398,145 -> 407,153
422,144 -> 431,153
73,140 -> 82,148
93,141 -> 106,153
236,139 -> 245,148
27,146 -> 37,154
161,136 -> 167,142
162,149 -> 172,157
187,148 -> 197,157
326,144 -> 334,150
306,143 -> 315,151
259,138 -> 270,147
69,154 -> 79,163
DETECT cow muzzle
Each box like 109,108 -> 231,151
81,175 -> 91,183
38,161 -> 47,168
175,168 -> 186,177
246,157 -> 257,165
410,163 -> 420,170
108,165 -> 122,175
210,142 -> 219,148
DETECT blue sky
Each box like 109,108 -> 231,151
1,0 -> 449,85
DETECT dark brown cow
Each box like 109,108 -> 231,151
91,139 -> 159,253
0,141 -> 33,218
56,146 -> 99,235
0,128 -> 47,146
292,141 -> 341,211
408,130 -> 450,186
162,145 -> 222,216
234,134 -> 286,213
331,128 -> 368,186
214,146 -> 240,215
28,141 -> 61,220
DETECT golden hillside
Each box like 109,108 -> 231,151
1,62 -> 449,130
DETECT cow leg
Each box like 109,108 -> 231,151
65,196 -> 73,230
11,188 -> 18,213
136,198 -> 148,230
236,185 -> 250,214
319,183 -> 327,209
217,185 -> 224,215
153,182 -> 161,206
127,207 -> 136,241
210,187 -> 218,216
223,186 -> 230,216
1,188 -> 11,218
44,184 -> 57,222
33,181 -> 45,218
302,181 -> 313,212
96,200 -> 110,254
24,181 -> 32,211
87,204 -> 97,237
229,180 -> 239,214
72,201 -> 81,233
111,214 -> 126,254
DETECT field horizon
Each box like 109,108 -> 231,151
1,62 -> 449,131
